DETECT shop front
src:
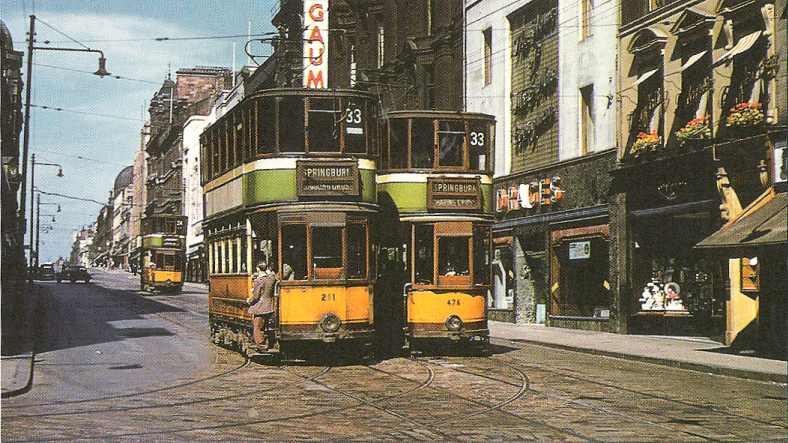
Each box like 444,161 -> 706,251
492,150 -> 619,331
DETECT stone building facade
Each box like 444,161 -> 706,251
614,0 -> 786,341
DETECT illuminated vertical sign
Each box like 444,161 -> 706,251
303,0 -> 328,89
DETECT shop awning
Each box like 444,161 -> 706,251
695,189 -> 787,255
714,31 -> 762,66
633,68 -> 659,86
680,50 -> 707,72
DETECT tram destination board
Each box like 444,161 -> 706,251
427,177 -> 482,210
296,160 -> 360,197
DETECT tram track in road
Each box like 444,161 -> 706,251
488,350 -> 788,440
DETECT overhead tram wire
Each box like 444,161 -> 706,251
30,104 -> 142,122
30,63 -> 160,84
31,148 -> 130,167
43,32 -> 279,45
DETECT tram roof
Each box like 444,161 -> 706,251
244,87 -> 377,101
382,110 -> 495,121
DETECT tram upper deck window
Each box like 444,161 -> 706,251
279,96 -> 305,153
211,127 -> 220,177
344,99 -> 367,154
414,224 -> 434,284
347,224 -> 367,279
468,120 -> 489,171
438,120 -> 465,167
389,119 -> 408,169
412,119 -> 435,169
282,224 -> 307,280
256,97 -> 276,155
308,98 -> 340,153
312,226 -> 343,279
438,237 -> 470,277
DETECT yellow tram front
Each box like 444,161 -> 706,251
140,215 -> 186,293
376,111 -> 495,352
202,88 -> 378,356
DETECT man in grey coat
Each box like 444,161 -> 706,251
247,262 -> 276,349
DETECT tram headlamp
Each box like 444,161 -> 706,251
445,315 -> 463,332
320,313 -> 342,333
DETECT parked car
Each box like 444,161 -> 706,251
57,265 -> 92,283
37,263 -> 56,281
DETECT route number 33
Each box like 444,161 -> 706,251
345,107 -> 362,124
469,131 -> 485,146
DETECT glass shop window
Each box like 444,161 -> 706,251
553,237 -> 610,318
308,98 -> 340,152
438,237 -> 470,276
437,120 -> 465,167
389,119 -> 408,169
468,120 -> 489,171
312,226 -> 343,279
474,226 -> 491,285
414,224 -> 434,284
411,119 -> 435,169
278,96 -> 305,153
257,98 -> 276,154
347,224 -> 367,279
344,100 -> 367,154
282,224 -> 307,280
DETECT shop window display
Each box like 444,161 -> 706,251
551,236 -> 610,318
491,246 -> 514,309
633,214 -> 724,319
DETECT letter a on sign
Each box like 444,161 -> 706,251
304,0 -> 328,89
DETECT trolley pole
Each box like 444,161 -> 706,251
19,15 -> 35,272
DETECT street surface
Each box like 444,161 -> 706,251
2,270 -> 786,441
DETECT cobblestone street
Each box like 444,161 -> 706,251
2,271 -> 786,441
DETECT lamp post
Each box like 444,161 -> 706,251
28,154 -> 64,275
18,14 -> 109,278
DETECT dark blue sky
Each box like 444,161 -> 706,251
3,0 -> 277,262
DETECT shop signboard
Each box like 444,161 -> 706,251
496,176 -> 563,212
427,177 -> 482,210
568,240 -> 591,260
296,160 -> 359,197
303,0 -> 328,89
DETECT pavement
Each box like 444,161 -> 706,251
1,283 -> 38,398
490,321 -> 788,384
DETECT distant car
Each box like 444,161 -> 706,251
57,266 -> 92,283
37,264 -> 56,281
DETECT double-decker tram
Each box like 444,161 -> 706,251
376,111 -> 495,354
140,215 -> 187,293
202,88 -> 379,357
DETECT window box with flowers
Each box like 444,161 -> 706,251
630,130 -> 661,160
675,116 -> 712,147
726,102 -> 764,135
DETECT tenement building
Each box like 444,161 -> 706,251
614,0 -> 786,348
465,0 -> 620,330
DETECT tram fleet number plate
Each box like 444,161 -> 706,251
427,177 -> 482,211
297,160 -> 360,197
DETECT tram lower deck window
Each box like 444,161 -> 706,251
439,237 -> 470,276
282,224 -> 307,280
312,226 -> 343,279
415,224 -> 434,284
347,224 -> 366,279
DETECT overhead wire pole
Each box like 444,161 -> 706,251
19,15 -> 35,263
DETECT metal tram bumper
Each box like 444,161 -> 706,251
407,321 -> 489,343
279,322 -> 375,344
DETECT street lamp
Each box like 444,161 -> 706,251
18,14 -> 109,278
28,154 -> 64,274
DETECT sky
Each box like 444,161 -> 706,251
2,0 -> 278,263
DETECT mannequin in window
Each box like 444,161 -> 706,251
492,249 -> 507,309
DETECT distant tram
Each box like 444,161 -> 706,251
140,215 -> 186,293
376,111 -> 495,353
202,88 -> 379,357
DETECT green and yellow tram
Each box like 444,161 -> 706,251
376,111 -> 495,353
140,215 -> 186,293
202,88 -> 379,357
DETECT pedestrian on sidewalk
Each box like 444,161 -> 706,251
246,263 -> 276,350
